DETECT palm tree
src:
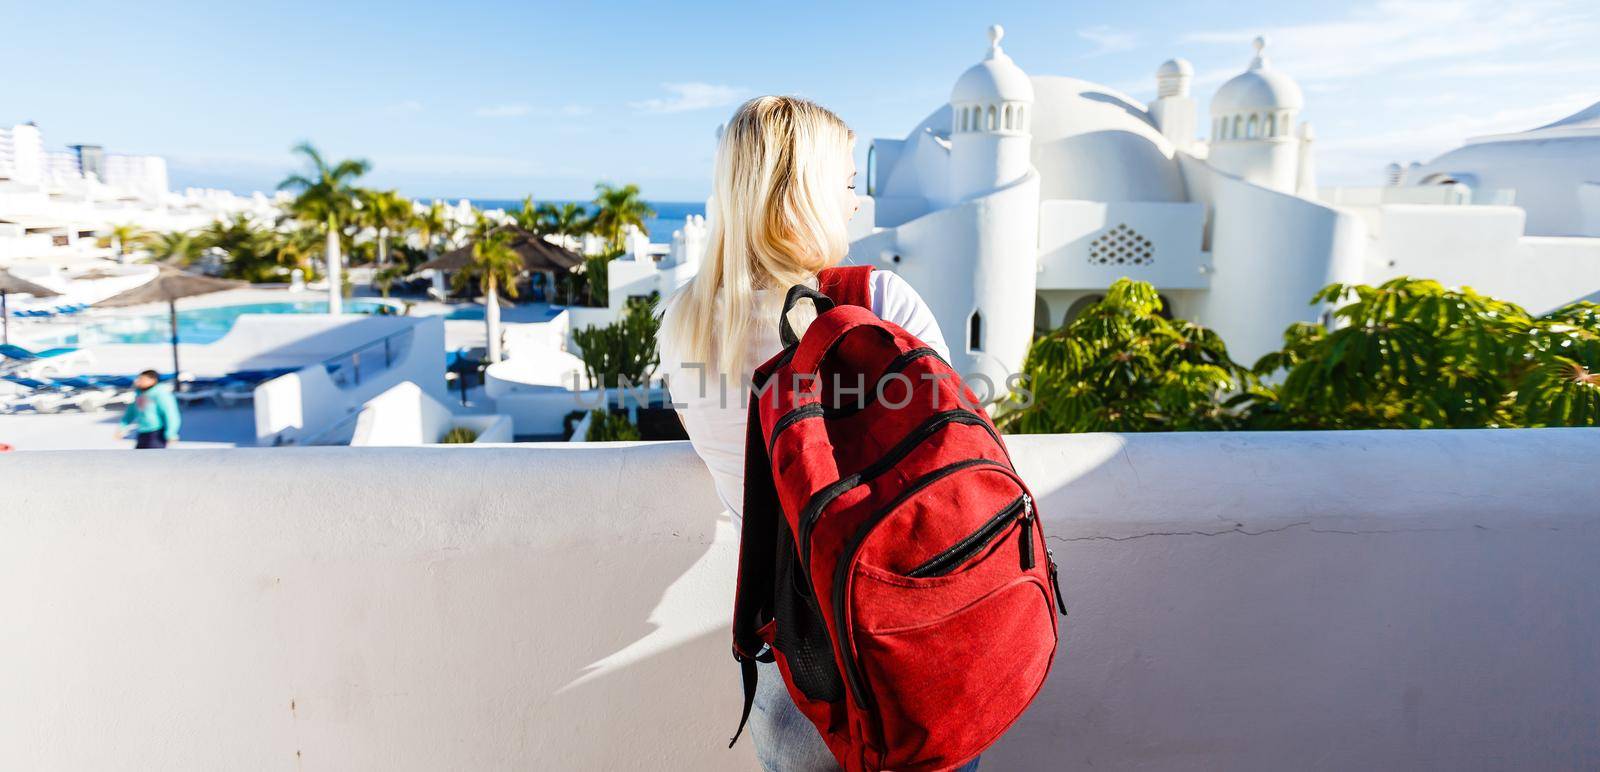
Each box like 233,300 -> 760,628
199,215 -> 282,282
589,183 -> 654,250
278,142 -> 370,314
415,200 -> 453,265
512,194 -> 542,232
452,214 -> 523,362
103,223 -> 147,262
269,223 -> 324,282
149,231 -> 204,266
540,202 -> 591,241
360,189 -> 415,269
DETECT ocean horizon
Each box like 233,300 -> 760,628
448,199 -> 706,242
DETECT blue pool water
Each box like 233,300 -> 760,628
57,300 -> 393,346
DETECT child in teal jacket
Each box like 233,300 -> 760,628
118,370 -> 181,448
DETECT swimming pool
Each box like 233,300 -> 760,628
41,300 -> 395,346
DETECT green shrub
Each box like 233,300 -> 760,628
585,409 -> 641,442
441,426 -> 479,444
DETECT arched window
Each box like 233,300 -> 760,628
1247,114 -> 1259,138
1033,295 -> 1052,336
986,106 -> 997,131
1016,105 -> 1025,131
967,310 -> 983,352
1265,113 -> 1276,137
1231,115 -> 1242,139
1064,294 -> 1105,325
1280,111 -> 1290,135
865,144 -> 877,196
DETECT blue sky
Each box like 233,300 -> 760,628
5,0 -> 1595,200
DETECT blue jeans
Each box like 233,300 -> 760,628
750,659 -> 980,772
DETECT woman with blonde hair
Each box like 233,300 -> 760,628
659,97 -> 970,770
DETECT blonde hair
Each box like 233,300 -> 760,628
662,95 -> 855,380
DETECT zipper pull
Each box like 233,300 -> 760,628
1046,548 -> 1068,616
1018,494 -> 1035,570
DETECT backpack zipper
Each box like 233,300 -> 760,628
768,403 -> 825,455
1047,548 -> 1069,616
903,494 -> 1028,578
766,347 -> 947,453
797,409 -> 1002,569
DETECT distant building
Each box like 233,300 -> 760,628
852,25 -> 1600,383
0,121 -> 273,265
1400,102 -> 1600,237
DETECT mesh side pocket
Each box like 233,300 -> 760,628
773,517 -> 845,703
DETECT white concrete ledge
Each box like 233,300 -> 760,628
3,429 -> 1598,769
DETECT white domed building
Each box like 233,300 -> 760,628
1401,101 -> 1600,237
851,26 -> 1600,384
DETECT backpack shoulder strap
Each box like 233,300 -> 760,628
817,265 -> 873,310
729,370 -> 779,747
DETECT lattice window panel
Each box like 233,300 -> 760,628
1088,224 -> 1154,266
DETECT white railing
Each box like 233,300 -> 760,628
2,429 -> 1598,769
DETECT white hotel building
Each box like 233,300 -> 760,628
851,26 -> 1600,381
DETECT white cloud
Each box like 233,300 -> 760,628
629,82 -> 745,114
1182,0 -> 1596,84
475,103 -> 534,118
386,99 -> 424,114
1177,0 -> 1600,183
1077,25 -> 1136,57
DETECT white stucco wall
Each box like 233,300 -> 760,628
1408,136 -> 1600,236
856,170 -> 1040,392
1181,154 -> 1366,364
349,381 -> 512,446
1037,200 -> 1208,290
1364,205 -> 1600,312
3,430 -> 1598,770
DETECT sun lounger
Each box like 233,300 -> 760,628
0,344 -> 95,378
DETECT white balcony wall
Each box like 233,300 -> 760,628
3,429 -> 1598,770
350,381 -> 512,446
253,316 -> 446,446
1036,201 -> 1209,291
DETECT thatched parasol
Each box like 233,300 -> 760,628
417,225 -> 584,274
0,269 -> 62,346
94,266 -> 246,383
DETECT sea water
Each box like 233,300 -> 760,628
467,200 -> 704,242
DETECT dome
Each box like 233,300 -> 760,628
1157,58 -> 1193,79
1027,77 -> 1187,202
951,25 -> 1034,105
1210,37 -> 1303,115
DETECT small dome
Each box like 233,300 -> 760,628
1210,36 -> 1303,115
1157,58 -> 1193,79
951,25 -> 1035,105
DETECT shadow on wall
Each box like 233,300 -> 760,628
4,432 -> 1599,769
1078,90 -> 1159,130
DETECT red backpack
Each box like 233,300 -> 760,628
730,266 -> 1066,771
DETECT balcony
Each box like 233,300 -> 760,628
4,429 -> 1598,769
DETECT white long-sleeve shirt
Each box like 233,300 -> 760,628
659,270 -> 949,523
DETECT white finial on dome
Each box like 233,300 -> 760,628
1250,35 -> 1269,69
951,24 -> 1033,105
